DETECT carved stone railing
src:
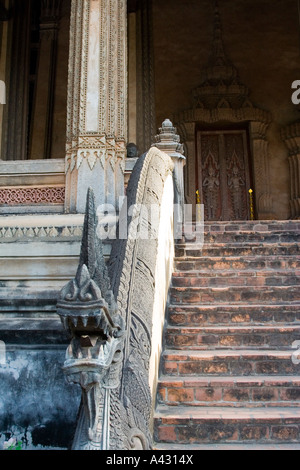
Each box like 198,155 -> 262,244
57,147 -> 175,449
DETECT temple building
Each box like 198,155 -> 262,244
0,0 -> 300,450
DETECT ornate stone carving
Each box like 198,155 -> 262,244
174,0 -> 274,219
0,223 -> 83,243
108,147 -> 174,450
152,119 -> 185,236
57,188 -> 125,450
59,147 -> 174,450
0,185 -> 65,206
65,0 -> 127,213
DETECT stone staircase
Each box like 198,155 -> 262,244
154,220 -> 300,450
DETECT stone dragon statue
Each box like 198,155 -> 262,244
57,147 -> 174,450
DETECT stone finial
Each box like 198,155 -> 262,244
153,120 -> 186,237
153,119 -> 185,160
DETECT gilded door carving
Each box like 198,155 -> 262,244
197,130 -> 252,221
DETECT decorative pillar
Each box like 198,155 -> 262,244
281,121 -> 300,219
65,0 -> 127,213
30,0 -> 63,159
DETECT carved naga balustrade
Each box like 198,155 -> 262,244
57,147 -> 175,450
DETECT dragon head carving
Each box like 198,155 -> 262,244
57,188 -> 125,448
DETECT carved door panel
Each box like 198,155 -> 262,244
197,130 -> 252,221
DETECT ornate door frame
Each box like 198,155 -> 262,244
196,128 -> 252,221
175,105 -> 275,221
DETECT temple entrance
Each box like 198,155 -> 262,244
196,128 -> 253,221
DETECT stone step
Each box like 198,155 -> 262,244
176,243 -> 300,258
155,220 -> 300,448
169,286 -> 300,305
162,350 -> 300,376
175,255 -> 300,272
190,220 -> 300,232
157,376 -> 300,407
168,304 -> 300,327
183,228 -> 300,244
154,406 -> 300,445
201,232 -> 300,244
172,271 -> 299,288
164,325 -> 300,350
183,220 -> 300,238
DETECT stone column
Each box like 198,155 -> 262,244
30,0 -> 63,160
65,0 -> 127,213
281,121 -> 300,219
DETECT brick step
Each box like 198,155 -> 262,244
165,325 -> 300,350
172,271 -> 299,288
190,220 -> 300,232
175,255 -> 300,272
186,230 -> 300,244
183,220 -> 300,237
154,406 -> 300,445
168,304 -> 300,327
176,243 -> 300,258
157,376 -> 300,407
170,286 -> 300,304
162,350 -> 300,376
192,233 -> 300,246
